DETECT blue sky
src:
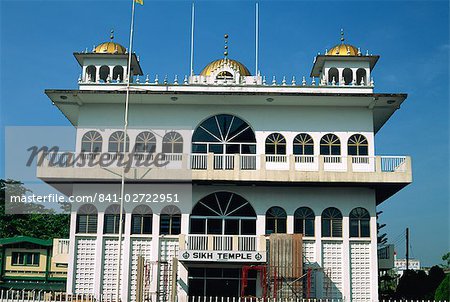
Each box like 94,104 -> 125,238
0,0 -> 448,266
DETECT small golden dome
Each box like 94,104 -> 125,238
327,43 -> 360,56
94,42 -> 126,54
200,58 -> 251,76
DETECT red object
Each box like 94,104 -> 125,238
241,265 -> 268,298
306,268 -> 312,299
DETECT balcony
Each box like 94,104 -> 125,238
178,234 -> 267,263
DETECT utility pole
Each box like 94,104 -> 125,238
405,227 -> 409,271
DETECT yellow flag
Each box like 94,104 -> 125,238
135,0 -> 143,5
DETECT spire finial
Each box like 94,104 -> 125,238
110,30 -> 114,41
224,34 -> 229,58
340,28 -> 345,44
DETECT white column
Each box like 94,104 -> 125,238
342,216 -> 351,301
66,212 -> 77,294
181,213 -> 189,234
287,215 -> 294,234
150,215 -> 161,297
256,214 -> 265,236
370,215 -> 379,301
82,66 -> 87,83
94,212 -> 105,299
315,215 -> 323,298
95,66 -> 100,83
366,68 -> 371,85
122,212 -> 132,302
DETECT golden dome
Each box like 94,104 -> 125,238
94,42 -> 126,54
327,43 -> 360,56
200,58 -> 251,76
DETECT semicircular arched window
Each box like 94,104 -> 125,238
321,207 -> 342,237
76,204 -> 98,233
216,71 -> 233,80
190,192 -> 256,235
265,133 -> 286,155
266,206 -> 287,234
293,133 -> 314,155
348,134 -> 368,156
104,204 -> 125,234
192,114 -> 256,154
131,205 -> 153,234
294,207 -> 315,236
108,131 -> 130,153
162,132 -> 183,154
81,131 -> 102,153
349,207 -> 370,238
134,131 -> 156,153
320,134 -> 341,155
160,205 -> 181,235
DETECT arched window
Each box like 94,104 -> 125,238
81,131 -> 102,153
294,207 -> 315,236
320,134 -> 341,155
190,192 -> 256,235
76,204 -> 98,233
134,131 -> 156,153
293,133 -> 314,155
343,68 -> 353,85
131,205 -> 152,235
162,132 -> 183,154
266,206 -> 287,234
321,207 -> 342,237
348,134 -> 368,156
108,131 -> 130,153
349,207 -> 370,238
265,133 -> 286,155
356,68 -> 367,86
192,114 -> 256,154
113,66 -> 124,82
104,204 -> 125,234
99,65 -> 110,82
328,67 -> 339,85
86,65 -> 96,82
160,205 -> 181,235
216,71 -> 233,80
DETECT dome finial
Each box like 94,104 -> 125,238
224,34 -> 229,58
110,29 -> 114,41
340,28 -> 345,44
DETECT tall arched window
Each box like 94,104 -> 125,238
266,206 -> 287,234
349,207 -> 370,238
131,205 -> 152,235
190,192 -> 256,235
99,65 -> 110,82
343,68 -> 353,85
162,132 -> 183,154
320,134 -> 341,155
356,68 -> 367,85
328,67 -> 339,85
321,207 -> 342,237
113,66 -> 124,82
293,133 -> 314,155
348,134 -> 368,156
81,131 -> 102,153
294,207 -> 315,236
104,205 -> 125,234
192,114 -> 256,154
76,204 -> 98,233
134,131 -> 156,153
108,131 -> 130,153
265,133 -> 286,155
160,205 -> 181,235
86,65 -> 96,82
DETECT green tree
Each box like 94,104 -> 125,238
442,252 -> 450,268
435,274 -> 450,301
0,179 -> 70,239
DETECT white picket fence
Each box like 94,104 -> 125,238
0,291 -> 448,302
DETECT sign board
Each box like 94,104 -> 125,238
378,244 -> 395,270
178,250 -> 266,262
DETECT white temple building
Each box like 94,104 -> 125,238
38,30 -> 412,302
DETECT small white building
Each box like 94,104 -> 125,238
38,31 -> 412,302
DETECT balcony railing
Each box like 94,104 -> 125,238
40,152 -> 409,173
179,234 -> 264,252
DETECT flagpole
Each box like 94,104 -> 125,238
255,1 -> 259,76
190,2 -> 195,76
116,0 -> 136,300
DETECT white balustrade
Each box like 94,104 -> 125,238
240,155 -> 257,170
381,156 -> 407,172
190,154 -> 207,170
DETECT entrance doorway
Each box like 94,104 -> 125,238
188,267 -> 257,297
